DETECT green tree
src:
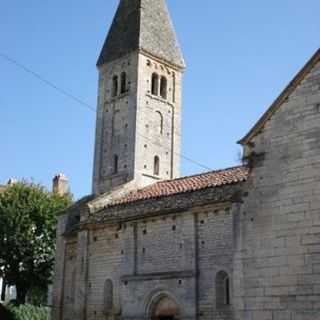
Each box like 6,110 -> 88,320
0,181 -> 71,304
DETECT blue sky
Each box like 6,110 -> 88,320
0,0 -> 319,199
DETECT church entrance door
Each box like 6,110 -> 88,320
158,317 -> 175,320
151,296 -> 180,320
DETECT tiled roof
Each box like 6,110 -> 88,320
109,166 -> 249,207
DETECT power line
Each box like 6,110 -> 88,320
0,52 -> 212,171
0,52 -> 96,113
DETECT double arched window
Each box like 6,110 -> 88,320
216,271 -> 230,309
151,73 -> 168,100
151,73 -> 159,96
111,72 -> 128,97
160,76 -> 167,99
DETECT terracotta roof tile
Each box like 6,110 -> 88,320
109,166 -> 249,207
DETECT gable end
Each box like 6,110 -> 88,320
239,48 -> 320,145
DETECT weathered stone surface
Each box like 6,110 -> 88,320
51,0 -> 320,319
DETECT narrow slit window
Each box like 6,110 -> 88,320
160,76 -> 167,99
225,277 -> 230,305
112,76 -> 118,97
120,72 -> 127,94
172,72 -> 176,103
151,73 -> 159,96
113,155 -> 119,174
154,156 -> 160,176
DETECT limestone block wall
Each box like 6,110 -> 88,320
81,201 -> 235,320
92,52 -> 184,196
235,61 -> 320,320
135,53 -> 183,187
197,206 -> 234,320
92,53 -> 139,195
61,240 -> 78,320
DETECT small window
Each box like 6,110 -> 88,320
120,72 -> 127,94
113,155 -> 119,174
151,73 -> 159,95
216,271 -> 231,309
154,156 -> 160,176
160,76 -> 167,99
112,76 -> 118,97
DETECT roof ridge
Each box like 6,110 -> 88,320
156,165 -> 247,184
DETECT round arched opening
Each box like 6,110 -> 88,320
151,296 -> 180,320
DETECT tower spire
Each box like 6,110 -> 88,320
93,0 -> 185,195
97,0 -> 185,69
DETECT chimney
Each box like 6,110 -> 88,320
52,174 -> 70,196
7,178 -> 18,185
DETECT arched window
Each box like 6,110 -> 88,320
112,75 -> 118,97
154,156 -> 160,176
104,279 -> 113,314
120,72 -> 127,94
216,271 -> 231,309
155,111 -> 164,135
113,155 -> 119,174
151,73 -> 159,96
160,76 -> 167,99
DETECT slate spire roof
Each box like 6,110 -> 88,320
97,0 -> 185,68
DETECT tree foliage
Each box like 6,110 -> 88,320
0,181 -> 71,304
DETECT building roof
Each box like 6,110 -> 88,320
239,48 -> 320,145
106,166 -> 249,208
97,0 -> 185,68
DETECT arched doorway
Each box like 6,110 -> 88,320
150,295 -> 180,320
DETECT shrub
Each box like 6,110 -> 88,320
7,304 -> 50,320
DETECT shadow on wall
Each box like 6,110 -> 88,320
0,304 -> 14,320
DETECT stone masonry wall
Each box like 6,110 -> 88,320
92,51 -> 183,196
77,202 -> 235,320
235,61 -> 320,320
92,53 -> 139,195
135,53 -> 183,187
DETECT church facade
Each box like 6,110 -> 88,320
52,1 -> 320,320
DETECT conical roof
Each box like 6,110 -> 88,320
97,0 -> 185,68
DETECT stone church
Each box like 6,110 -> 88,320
52,0 -> 320,319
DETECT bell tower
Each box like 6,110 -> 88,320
92,0 -> 185,195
